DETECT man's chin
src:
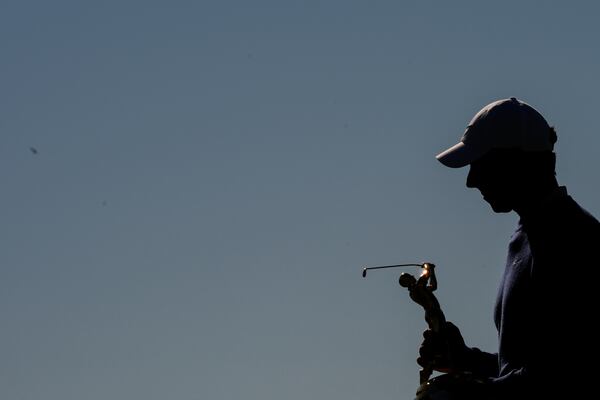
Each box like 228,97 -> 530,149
485,199 -> 513,213
490,204 -> 513,213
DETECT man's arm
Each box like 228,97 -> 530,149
462,346 -> 498,378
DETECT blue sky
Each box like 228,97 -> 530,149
2,1 -> 600,399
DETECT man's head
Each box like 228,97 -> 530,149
437,98 -> 558,213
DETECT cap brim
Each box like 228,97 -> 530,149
436,141 -> 485,168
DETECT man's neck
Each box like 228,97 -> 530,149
513,180 -> 561,218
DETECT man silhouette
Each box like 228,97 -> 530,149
419,98 -> 600,399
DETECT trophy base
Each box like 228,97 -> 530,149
415,372 -> 482,400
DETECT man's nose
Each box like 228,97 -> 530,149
466,167 -> 478,188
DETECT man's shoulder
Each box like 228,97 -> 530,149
546,195 -> 600,253
525,193 -> 598,244
563,195 -> 600,230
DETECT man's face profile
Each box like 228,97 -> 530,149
466,149 -> 518,213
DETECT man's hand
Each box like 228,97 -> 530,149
417,321 -> 471,373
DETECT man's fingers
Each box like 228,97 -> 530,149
417,356 -> 451,372
419,345 -> 431,359
416,356 -> 435,368
417,321 -> 467,374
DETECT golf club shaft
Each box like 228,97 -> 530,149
362,263 -> 424,277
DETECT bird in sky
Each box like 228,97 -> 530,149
29,147 -> 38,155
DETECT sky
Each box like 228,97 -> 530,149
2,1 -> 600,399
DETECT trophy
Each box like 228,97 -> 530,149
362,263 -> 479,400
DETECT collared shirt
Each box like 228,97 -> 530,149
488,186 -> 600,398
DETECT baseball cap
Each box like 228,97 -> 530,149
436,97 -> 554,168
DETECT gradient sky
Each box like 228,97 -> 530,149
2,1 -> 600,399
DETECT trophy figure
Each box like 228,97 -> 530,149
363,263 -> 478,400
398,263 -> 444,385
